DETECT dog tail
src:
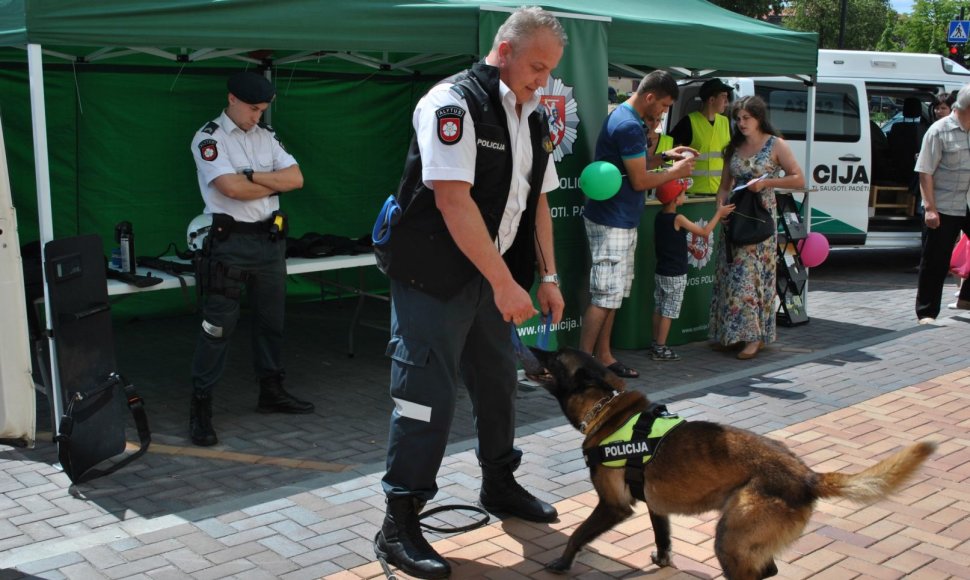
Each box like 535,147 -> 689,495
814,442 -> 936,504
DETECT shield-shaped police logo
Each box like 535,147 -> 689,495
436,106 -> 465,145
198,139 -> 219,162
539,77 -> 580,162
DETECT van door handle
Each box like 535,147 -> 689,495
838,155 -> 862,162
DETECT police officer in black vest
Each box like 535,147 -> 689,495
373,7 -> 567,578
188,72 -> 313,447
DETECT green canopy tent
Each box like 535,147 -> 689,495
0,0 -> 817,442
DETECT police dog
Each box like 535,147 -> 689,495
528,346 -> 935,580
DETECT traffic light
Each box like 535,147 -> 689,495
949,44 -> 965,66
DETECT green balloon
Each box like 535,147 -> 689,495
579,161 -> 622,200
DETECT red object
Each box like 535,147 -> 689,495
951,233 -> 970,278
656,178 -> 687,204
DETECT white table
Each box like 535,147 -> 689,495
105,253 -> 384,355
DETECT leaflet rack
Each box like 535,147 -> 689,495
775,191 -> 809,326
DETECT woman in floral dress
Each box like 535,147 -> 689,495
710,96 -> 804,360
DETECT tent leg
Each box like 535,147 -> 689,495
28,43 -> 64,437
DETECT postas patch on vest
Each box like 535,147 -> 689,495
436,106 -> 465,145
198,139 -> 219,162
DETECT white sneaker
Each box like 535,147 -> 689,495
947,299 -> 970,310
918,317 -> 936,325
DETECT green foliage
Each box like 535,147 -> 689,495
895,0 -> 966,54
784,0 -> 893,49
708,0 -> 786,18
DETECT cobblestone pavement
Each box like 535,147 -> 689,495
1,247 -> 968,579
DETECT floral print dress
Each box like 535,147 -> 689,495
709,136 -> 779,346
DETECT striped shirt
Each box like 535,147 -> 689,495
915,114 -> 970,216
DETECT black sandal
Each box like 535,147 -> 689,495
607,361 -> 639,379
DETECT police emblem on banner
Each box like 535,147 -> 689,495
539,77 -> 580,162
198,139 -> 219,162
687,219 -> 714,269
436,106 -> 465,145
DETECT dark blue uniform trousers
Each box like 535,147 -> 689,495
192,233 -> 287,393
382,275 -> 521,501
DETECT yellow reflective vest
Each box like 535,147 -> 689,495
687,111 -> 730,195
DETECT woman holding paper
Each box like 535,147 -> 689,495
708,96 -> 804,360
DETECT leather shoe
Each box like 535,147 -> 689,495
257,374 -> 315,414
947,299 -> 970,310
480,466 -> 557,523
375,497 -> 451,579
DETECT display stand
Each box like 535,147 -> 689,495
775,191 -> 810,326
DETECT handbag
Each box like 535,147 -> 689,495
951,233 -> 970,279
727,186 -> 775,245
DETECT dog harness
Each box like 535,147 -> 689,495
583,404 -> 685,501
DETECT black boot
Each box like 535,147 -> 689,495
189,392 -> 217,447
257,374 -> 314,414
374,497 -> 451,579
480,465 -> 557,522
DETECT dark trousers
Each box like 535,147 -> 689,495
192,233 -> 287,393
915,209 -> 970,320
381,276 -> 520,502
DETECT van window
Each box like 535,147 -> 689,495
754,82 -> 860,143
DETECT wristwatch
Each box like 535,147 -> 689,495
540,273 -> 560,287
660,152 -> 670,162
243,169 -> 254,182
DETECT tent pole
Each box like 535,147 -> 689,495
263,68 -> 273,125
802,79 -> 817,310
27,43 -> 64,435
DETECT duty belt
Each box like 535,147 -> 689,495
583,403 -> 684,502
231,218 -> 273,234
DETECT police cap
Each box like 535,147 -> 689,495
227,72 -> 276,105
698,78 -> 733,101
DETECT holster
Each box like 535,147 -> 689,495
194,232 -> 251,301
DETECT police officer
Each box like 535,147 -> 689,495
671,78 -> 733,195
373,7 -> 566,578
188,71 -> 313,447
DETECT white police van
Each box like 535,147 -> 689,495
670,50 -> 970,247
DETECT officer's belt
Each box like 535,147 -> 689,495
230,217 -> 273,234
583,403 -> 685,502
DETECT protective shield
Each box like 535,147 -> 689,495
44,234 -> 149,484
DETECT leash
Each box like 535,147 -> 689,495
375,504 -> 490,579
535,312 -> 552,350
371,195 -> 401,246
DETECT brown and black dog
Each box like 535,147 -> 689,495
529,346 -> 935,580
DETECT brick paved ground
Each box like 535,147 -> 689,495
1,247 -> 969,579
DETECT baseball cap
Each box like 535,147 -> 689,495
698,78 -> 733,101
227,71 -> 276,105
656,178 -> 688,204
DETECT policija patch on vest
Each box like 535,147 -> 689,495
198,139 -> 219,162
436,106 -> 465,145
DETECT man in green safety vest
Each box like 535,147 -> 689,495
670,78 -> 733,195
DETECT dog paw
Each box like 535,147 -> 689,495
651,551 -> 672,567
545,558 -> 571,574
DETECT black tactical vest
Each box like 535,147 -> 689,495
375,62 -> 553,299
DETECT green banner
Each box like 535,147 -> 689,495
479,9 -> 608,349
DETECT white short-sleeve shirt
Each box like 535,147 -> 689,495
190,110 -> 298,223
413,75 -> 559,254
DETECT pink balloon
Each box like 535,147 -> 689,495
797,232 -> 830,268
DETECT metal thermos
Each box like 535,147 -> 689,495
114,221 -> 136,274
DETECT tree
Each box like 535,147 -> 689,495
708,0 -> 786,18
894,0 -> 965,54
784,0 -> 893,50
